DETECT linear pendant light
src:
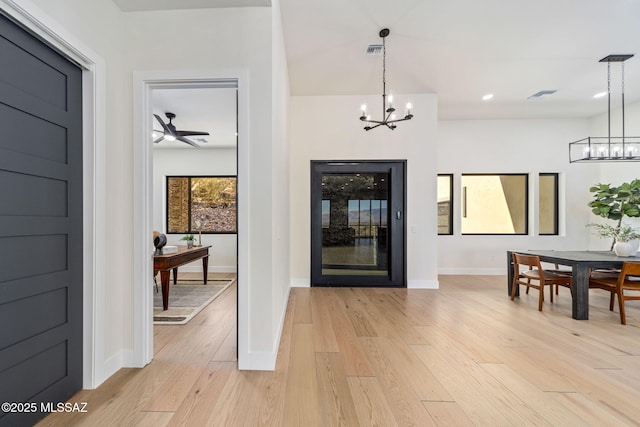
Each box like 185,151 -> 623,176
570,54 -> 640,162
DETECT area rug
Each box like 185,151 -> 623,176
153,279 -> 234,325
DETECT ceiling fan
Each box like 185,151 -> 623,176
153,112 -> 209,148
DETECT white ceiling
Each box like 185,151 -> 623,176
119,0 -> 640,135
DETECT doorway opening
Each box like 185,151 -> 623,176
134,71 -> 249,368
310,160 -> 406,287
151,84 -> 238,344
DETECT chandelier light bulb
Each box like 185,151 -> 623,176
405,102 -> 413,118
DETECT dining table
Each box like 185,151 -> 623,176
506,250 -> 640,320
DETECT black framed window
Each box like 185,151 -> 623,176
461,173 -> 528,235
539,173 -> 559,235
437,174 -> 453,235
166,176 -> 237,234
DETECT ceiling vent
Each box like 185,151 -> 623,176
528,90 -> 557,99
366,44 -> 383,56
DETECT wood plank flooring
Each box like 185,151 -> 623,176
37,274 -> 640,426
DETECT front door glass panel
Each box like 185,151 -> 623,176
321,173 -> 389,276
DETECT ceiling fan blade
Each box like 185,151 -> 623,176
175,130 -> 210,137
153,114 -> 171,134
177,136 -> 200,148
153,136 -> 165,144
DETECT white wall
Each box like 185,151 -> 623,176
270,0 -> 291,356
153,147 -> 237,272
437,119 -> 597,274
290,94 -> 439,288
125,7 -> 287,369
21,0 -> 290,378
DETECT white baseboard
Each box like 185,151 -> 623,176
438,267 -> 506,275
408,279 -> 439,289
290,278 -> 310,287
95,349 -> 134,389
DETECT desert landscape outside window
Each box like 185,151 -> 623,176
166,176 -> 237,234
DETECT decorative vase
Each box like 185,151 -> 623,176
187,239 -> 194,249
614,241 -> 633,257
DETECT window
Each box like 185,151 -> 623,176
166,176 -> 237,234
539,173 -> 559,235
437,174 -> 453,235
461,174 -> 528,235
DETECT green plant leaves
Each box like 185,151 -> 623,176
588,180 -> 640,221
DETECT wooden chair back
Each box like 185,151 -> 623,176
618,262 -> 640,287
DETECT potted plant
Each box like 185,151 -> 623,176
587,223 -> 640,256
180,233 -> 195,248
588,179 -> 640,251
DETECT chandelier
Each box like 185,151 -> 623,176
359,28 -> 413,131
569,54 -> 640,162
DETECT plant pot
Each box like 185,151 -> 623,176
186,239 -> 194,249
614,241 -> 633,257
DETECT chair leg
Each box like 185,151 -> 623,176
549,284 -> 554,303
525,279 -> 530,294
609,291 -> 615,311
538,284 -> 544,311
618,290 -> 626,325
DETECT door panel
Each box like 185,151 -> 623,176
311,161 -> 405,287
0,13 -> 83,427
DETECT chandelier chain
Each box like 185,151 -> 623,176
382,35 -> 386,96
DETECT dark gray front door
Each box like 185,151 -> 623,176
0,13 -> 83,427
311,160 -> 406,287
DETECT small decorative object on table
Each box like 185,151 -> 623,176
153,233 -> 167,255
181,233 -> 195,248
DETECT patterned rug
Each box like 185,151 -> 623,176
153,279 -> 234,325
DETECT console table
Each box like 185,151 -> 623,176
154,245 -> 211,310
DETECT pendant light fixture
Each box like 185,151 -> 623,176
360,28 -> 413,131
569,54 -> 640,162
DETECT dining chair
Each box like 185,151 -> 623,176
588,261 -> 640,324
511,253 -> 572,311
543,262 -> 572,296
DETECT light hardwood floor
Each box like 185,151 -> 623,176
37,275 -> 640,426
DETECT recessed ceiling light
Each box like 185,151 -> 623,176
482,94 -> 494,101
593,92 -> 607,98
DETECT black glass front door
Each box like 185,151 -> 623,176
311,161 -> 405,287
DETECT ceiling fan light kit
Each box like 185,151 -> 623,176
569,54 -> 640,162
153,112 -> 209,148
359,28 -> 413,131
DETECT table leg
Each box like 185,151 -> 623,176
507,251 -> 518,297
172,267 -> 178,284
160,270 -> 170,311
572,264 -> 590,320
203,255 -> 209,284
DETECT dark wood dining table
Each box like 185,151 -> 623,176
507,250 -> 640,320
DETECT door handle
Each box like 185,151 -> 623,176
396,211 -> 402,220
